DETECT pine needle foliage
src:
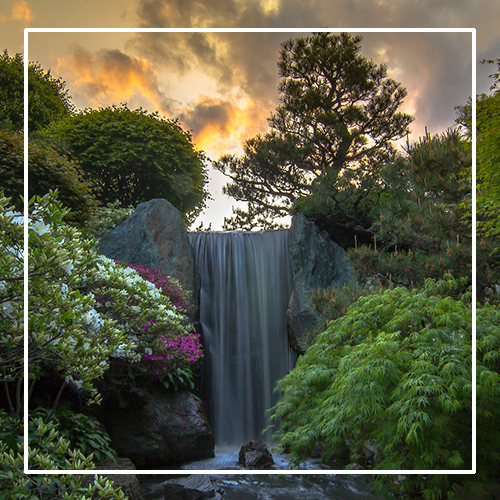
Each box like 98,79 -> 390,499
216,32 -> 413,233
270,277 -> 499,498
348,129 -> 498,299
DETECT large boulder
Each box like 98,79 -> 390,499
97,379 -> 215,469
287,214 -> 357,353
97,198 -> 199,319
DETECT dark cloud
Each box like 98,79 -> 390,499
177,95 -> 270,157
179,96 -> 234,136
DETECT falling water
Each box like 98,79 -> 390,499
189,230 -> 295,446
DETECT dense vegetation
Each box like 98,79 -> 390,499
266,50 -> 500,500
0,50 -> 73,133
0,51 -> 207,498
0,192 -> 202,498
271,278 -> 499,498
0,38 -> 498,500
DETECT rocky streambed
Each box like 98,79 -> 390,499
139,445 -> 384,500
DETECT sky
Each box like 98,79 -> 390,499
2,0 -> 499,229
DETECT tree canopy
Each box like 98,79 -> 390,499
45,105 -> 210,225
0,50 -> 73,132
349,129 -> 480,291
0,129 -> 96,227
215,32 -> 413,235
476,59 -> 500,237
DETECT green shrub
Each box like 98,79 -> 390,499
270,277 -> 498,498
29,408 -> 117,464
0,129 -> 97,228
83,201 -> 134,240
0,411 -> 127,499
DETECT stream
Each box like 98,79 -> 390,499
140,446 -> 385,500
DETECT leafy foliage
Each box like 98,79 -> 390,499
29,408 -> 117,464
215,32 -> 413,234
0,192 -> 134,410
44,104 -> 210,225
80,256 -> 202,390
83,200 -> 135,239
0,50 -> 73,132
0,129 -> 97,227
270,277 -> 495,499
476,60 -> 500,242
0,411 -> 127,499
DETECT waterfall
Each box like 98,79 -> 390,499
189,230 -> 295,446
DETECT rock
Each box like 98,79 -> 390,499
237,440 -> 275,469
81,457 -> 144,500
164,475 -> 223,499
97,380 -> 215,469
97,198 -> 199,319
287,213 -> 357,353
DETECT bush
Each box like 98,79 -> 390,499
44,105 -> 210,225
0,50 -> 73,133
0,129 -> 97,228
83,201 -> 134,240
0,411 -> 127,499
270,277 -> 498,498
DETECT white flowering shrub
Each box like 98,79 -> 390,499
0,191 -> 131,495
77,256 -> 203,387
21,192 -> 134,403
0,190 -> 203,492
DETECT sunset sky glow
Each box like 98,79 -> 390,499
2,0 -> 498,228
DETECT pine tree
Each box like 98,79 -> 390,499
349,129 -> 484,292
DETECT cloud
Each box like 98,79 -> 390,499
360,32 -> 473,137
55,47 -> 176,114
130,29 -> 472,147
178,95 -> 269,158
11,0 -> 33,24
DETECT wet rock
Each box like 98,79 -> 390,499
237,440 -> 275,469
97,379 -> 214,469
98,198 -> 199,319
287,213 -> 357,353
163,475 -> 223,499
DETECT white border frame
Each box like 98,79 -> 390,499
23,27 -> 477,477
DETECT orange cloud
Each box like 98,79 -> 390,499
56,48 -> 175,115
11,0 -> 33,24
179,95 -> 270,159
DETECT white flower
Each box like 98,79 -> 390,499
61,260 -> 74,276
6,210 -> 23,225
60,283 -> 68,296
144,347 -> 152,355
65,376 -> 83,390
82,308 -> 104,331
31,220 -> 51,235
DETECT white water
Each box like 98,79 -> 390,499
189,230 -> 295,446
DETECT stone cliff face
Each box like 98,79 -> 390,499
98,198 -> 200,320
287,213 -> 358,353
